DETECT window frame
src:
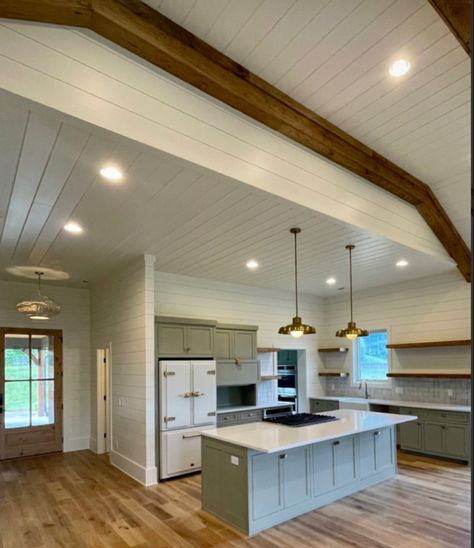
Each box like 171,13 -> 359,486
351,328 -> 392,387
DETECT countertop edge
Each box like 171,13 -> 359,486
310,396 -> 471,413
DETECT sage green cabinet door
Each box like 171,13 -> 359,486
283,447 -> 311,508
310,399 -> 339,413
234,331 -> 256,360
359,430 -> 376,478
217,361 -> 258,386
374,428 -> 393,471
312,441 -> 335,496
251,453 -> 283,519
400,420 -> 423,451
444,424 -> 469,459
424,422 -> 445,454
334,436 -> 356,487
188,326 -> 214,356
157,324 -> 186,355
215,329 -> 233,360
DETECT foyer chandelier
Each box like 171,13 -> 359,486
16,271 -> 61,320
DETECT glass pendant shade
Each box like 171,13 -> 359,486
278,228 -> 316,337
335,246 -> 367,341
16,272 -> 61,320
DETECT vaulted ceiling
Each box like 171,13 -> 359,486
0,91 -> 455,295
146,0 -> 470,247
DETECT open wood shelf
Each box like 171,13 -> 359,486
318,371 -> 350,377
318,347 -> 349,353
387,372 -> 471,379
386,340 -> 471,349
259,375 -> 281,381
257,347 -> 281,353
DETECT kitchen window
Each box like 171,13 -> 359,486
354,330 -> 389,382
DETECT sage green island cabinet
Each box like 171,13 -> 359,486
156,317 -> 216,357
201,409 -> 415,536
215,324 -> 259,386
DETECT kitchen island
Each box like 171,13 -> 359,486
201,409 -> 416,535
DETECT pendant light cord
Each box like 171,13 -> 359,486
349,247 -> 353,323
294,230 -> 299,317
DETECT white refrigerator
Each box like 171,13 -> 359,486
159,359 -> 217,479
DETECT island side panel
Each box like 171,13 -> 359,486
201,437 -> 249,533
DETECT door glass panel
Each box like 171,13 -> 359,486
5,334 -> 30,380
31,380 -> 54,426
5,381 -> 30,428
31,335 -> 54,379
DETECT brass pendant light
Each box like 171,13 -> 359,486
16,271 -> 61,320
278,228 -> 316,338
336,245 -> 368,340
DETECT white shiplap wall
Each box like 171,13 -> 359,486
0,280 -> 90,451
91,255 -> 156,485
322,271 -> 471,374
155,271 -> 326,402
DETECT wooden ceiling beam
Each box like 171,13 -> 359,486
0,0 -> 470,281
428,0 -> 471,56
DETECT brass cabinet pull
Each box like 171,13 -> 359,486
193,391 -> 204,397
183,392 -> 193,398
279,453 -> 287,459
333,440 -> 340,446
182,433 -> 202,439
374,431 -> 381,436
164,416 -> 175,422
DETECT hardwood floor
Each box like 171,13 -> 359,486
0,451 -> 470,548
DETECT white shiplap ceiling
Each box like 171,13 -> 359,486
145,0 -> 471,247
0,90 -> 456,295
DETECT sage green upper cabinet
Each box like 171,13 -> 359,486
215,329 -> 233,360
215,324 -> 258,362
156,317 -> 216,357
234,330 -> 256,360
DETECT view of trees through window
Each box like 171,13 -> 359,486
356,330 -> 388,381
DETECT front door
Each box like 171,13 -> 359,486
0,328 -> 63,459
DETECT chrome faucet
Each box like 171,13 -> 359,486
359,381 -> 370,399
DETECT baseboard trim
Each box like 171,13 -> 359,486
64,436 -> 90,452
110,450 -> 157,486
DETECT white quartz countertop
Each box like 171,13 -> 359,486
202,409 -> 415,453
312,396 -> 471,413
216,402 -> 292,414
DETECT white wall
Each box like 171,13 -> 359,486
90,255 -> 156,485
0,280 -> 90,451
155,271 -> 326,400
322,271 -> 471,375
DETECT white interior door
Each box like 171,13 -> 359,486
192,360 -> 216,426
159,361 -> 192,430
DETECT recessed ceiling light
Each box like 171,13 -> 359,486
389,59 -> 410,77
326,277 -> 336,285
64,221 -> 83,234
396,259 -> 409,268
100,165 -> 123,181
246,259 -> 259,270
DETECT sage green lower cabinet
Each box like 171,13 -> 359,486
359,428 -> 393,479
399,407 -> 470,463
309,399 -> 339,413
202,427 -> 397,536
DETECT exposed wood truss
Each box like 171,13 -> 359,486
0,0 -> 470,281
428,0 -> 471,56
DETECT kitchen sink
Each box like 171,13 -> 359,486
337,397 -> 370,411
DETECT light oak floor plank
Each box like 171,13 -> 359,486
0,450 -> 469,547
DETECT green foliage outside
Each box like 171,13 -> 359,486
358,331 -> 388,381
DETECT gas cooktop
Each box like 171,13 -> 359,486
263,412 -> 338,427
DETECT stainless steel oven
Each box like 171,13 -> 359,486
277,364 -> 297,407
